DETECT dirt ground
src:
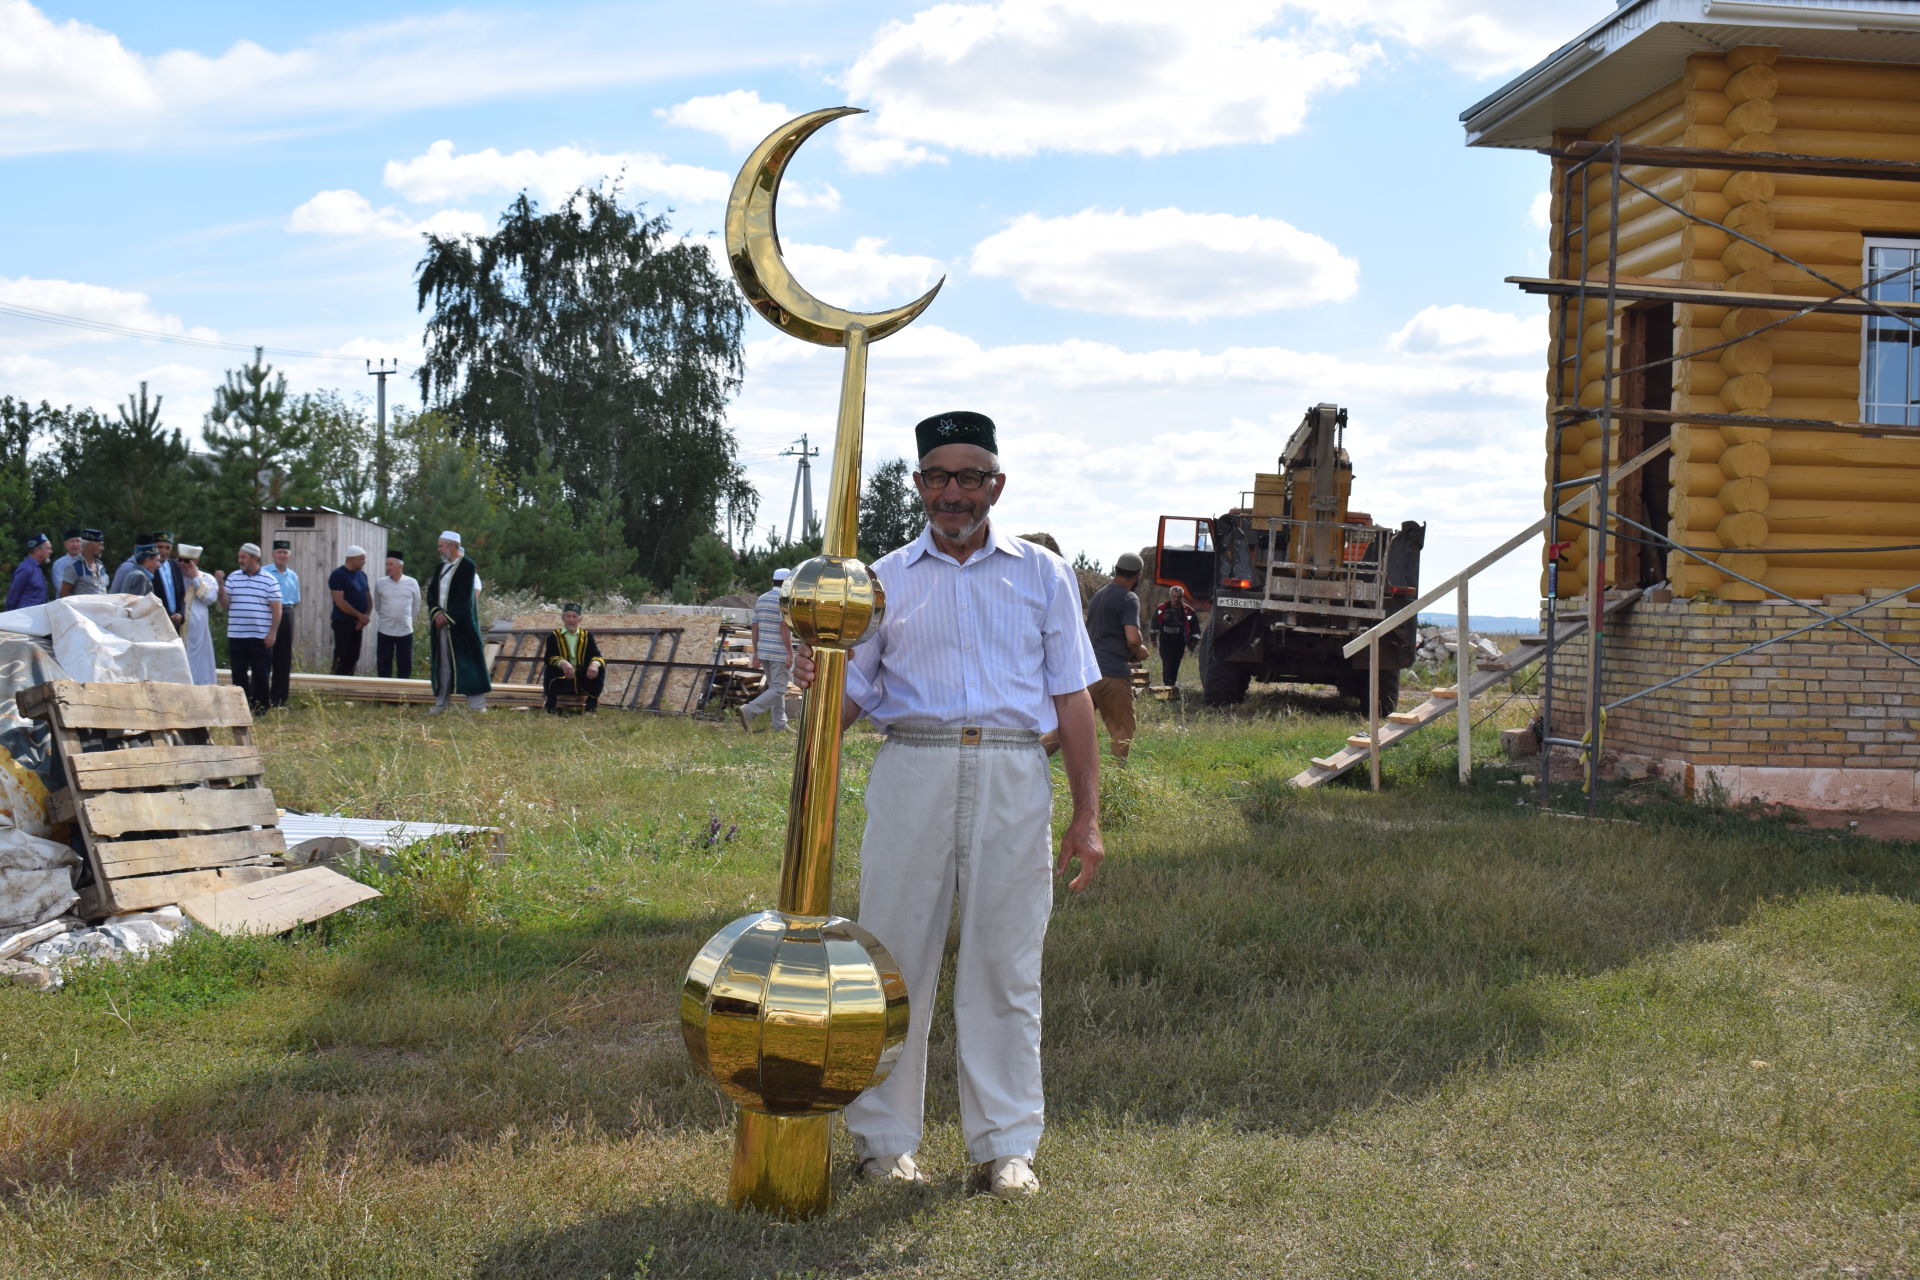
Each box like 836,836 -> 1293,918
1791,808 -> 1920,841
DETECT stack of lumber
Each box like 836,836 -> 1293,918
20,680 -> 377,934
217,670 -> 547,708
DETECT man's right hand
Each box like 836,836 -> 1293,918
791,642 -> 816,689
434,613 -> 449,628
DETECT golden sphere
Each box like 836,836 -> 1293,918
681,910 -> 909,1116
781,555 -> 883,649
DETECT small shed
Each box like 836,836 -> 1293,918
259,508 -> 388,677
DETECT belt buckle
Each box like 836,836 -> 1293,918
960,725 -> 982,746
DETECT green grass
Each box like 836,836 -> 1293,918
1,688 -> 1916,1278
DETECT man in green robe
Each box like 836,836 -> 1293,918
426,530 -> 491,713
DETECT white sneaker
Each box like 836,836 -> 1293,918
976,1155 -> 1039,1200
857,1153 -> 928,1186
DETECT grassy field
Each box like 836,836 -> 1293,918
1,687 -> 1916,1279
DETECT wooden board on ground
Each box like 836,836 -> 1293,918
499,610 -> 726,712
17,680 -> 252,732
217,670 -> 546,709
177,866 -> 380,936
87,864 -> 282,916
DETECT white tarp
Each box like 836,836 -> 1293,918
0,828 -> 78,930
47,595 -> 191,684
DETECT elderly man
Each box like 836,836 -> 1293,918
221,542 -> 282,712
1085,552 -> 1149,761
541,603 -> 606,713
57,530 -> 107,598
373,552 -> 421,679
426,530 -> 490,713
793,409 -> 1103,1201
738,567 -> 794,732
265,540 -> 302,708
109,544 -> 160,596
177,544 -> 221,686
1152,583 -> 1200,689
49,529 -> 81,591
328,545 -> 372,675
6,533 -> 52,611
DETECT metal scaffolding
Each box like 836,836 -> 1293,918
1520,137 -> 1920,813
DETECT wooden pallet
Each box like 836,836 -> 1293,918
21,680 -> 376,930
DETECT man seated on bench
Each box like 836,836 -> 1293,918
542,603 -> 606,714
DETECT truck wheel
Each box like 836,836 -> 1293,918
1336,668 -> 1401,717
1199,627 -> 1251,706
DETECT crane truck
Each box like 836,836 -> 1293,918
1154,403 -> 1426,713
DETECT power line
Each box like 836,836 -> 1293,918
0,299 -> 418,372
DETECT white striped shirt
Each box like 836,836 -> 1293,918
223,567 -> 281,639
846,522 -> 1099,734
753,586 -> 786,663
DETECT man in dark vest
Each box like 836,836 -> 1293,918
541,603 -> 606,712
426,530 -> 490,713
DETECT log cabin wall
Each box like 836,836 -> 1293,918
1549,47 -> 1920,605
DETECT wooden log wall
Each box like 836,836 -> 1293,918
1545,49 -> 1920,603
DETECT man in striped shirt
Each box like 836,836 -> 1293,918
221,541 -> 283,712
794,410 -> 1103,1201
737,567 -> 793,732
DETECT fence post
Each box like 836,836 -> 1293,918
1368,641 -> 1381,792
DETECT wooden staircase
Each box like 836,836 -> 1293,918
1288,589 -> 1643,789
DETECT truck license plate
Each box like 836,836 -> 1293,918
1214,596 -> 1265,610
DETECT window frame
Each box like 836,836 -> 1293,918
1860,234 -> 1920,427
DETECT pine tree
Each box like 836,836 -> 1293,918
203,349 -> 318,554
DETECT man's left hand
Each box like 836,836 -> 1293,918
1056,814 -> 1104,892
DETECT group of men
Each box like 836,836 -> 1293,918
5,527 -> 493,715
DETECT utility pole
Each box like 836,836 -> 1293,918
367,359 -> 399,513
780,434 -> 820,542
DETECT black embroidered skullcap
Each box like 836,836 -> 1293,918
134,543 -> 159,560
271,539 -> 291,550
387,550 -> 404,562
148,530 -> 173,543
561,602 -> 584,615
25,532 -> 49,550
914,410 -> 997,459
63,527 -> 82,541
80,528 -> 104,542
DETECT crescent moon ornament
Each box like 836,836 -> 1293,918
684,106 -> 937,1220
724,106 -> 944,346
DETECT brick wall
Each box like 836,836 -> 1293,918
1543,600 -> 1920,770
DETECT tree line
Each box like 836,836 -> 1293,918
2,186 -> 927,606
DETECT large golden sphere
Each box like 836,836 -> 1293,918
781,555 -> 883,649
681,910 -> 909,1115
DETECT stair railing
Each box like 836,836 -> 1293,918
1339,439 -> 1671,790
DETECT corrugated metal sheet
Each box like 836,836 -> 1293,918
1466,0 -> 1920,149
278,811 -> 497,853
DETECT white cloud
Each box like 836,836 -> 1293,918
380,139 -> 837,212
785,238 -> 946,309
286,190 -> 489,243
1389,305 -> 1545,359
970,207 -> 1357,320
658,89 -> 796,153
1529,191 -> 1552,229
837,1 -> 1375,169
0,276 -> 218,350
1284,0 -> 1606,77
0,2 -> 766,157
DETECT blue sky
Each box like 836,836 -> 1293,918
1,0 -> 1614,610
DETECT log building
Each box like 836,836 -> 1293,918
1465,0 -> 1920,810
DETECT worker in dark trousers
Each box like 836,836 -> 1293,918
1152,584 -> 1199,688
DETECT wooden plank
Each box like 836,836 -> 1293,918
177,866 -> 379,936
1551,141 -> 1920,185
93,827 -> 287,878
81,786 -> 279,838
1508,275 -> 1920,320
1550,405 -> 1920,441
86,864 -> 282,915
18,680 -> 252,731
65,743 -> 264,791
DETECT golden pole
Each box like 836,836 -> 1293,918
680,113 -> 938,1219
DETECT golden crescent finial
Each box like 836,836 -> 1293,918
724,107 -> 944,346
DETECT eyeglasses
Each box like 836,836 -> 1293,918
915,468 -> 999,491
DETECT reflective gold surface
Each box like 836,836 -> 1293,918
681,910 -> 909,1114
684,105 -> 934,1218
724,112 -> 943,347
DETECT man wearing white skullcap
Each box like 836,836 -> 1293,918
175,543 -> 221,685
427,530 -> 490,712
328,544 -> 372,675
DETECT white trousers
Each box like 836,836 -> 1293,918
740,659 -> 789,728
842,735 -> 1054,1165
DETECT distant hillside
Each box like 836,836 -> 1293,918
1419,614 -> 1539,635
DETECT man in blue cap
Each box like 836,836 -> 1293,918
792,409 -> 1104,1201
6,534 -> 51,611
110,544 -> 160,596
